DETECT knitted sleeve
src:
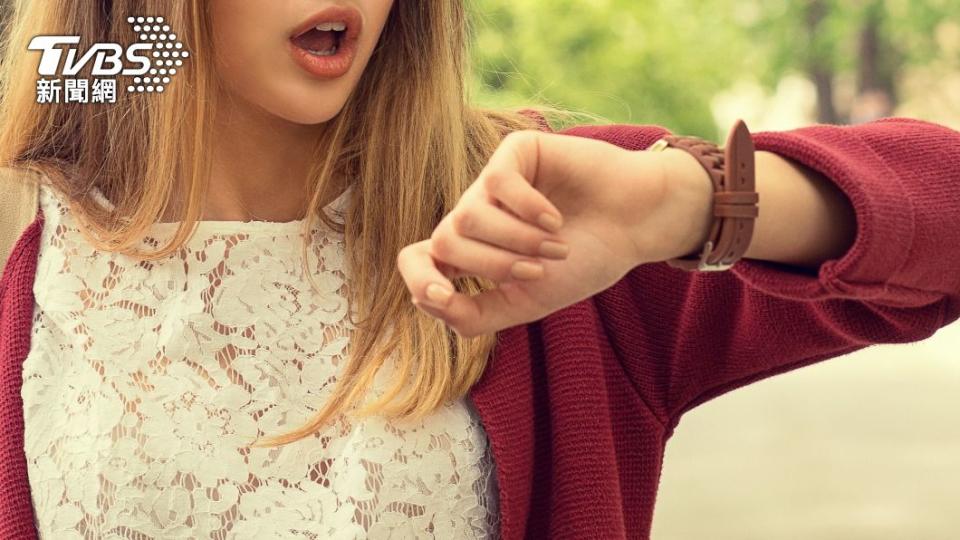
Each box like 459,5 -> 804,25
561,118 -> 960,430
0,212 -> 43,539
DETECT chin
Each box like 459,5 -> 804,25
263,96 -> 348,126
225,75 -> 354,126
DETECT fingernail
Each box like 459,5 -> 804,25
425,283 -> 453,306
537,212 -> 563,233
538,240 -> 569,259
511,260 -> 545,280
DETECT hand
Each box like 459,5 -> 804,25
396,129 -> 713,338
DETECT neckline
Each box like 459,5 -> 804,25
84,185 -> 350,236
149,215 -> 312,236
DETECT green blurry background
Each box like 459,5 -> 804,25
470,0 -> 959,136
468,1 -> 960,538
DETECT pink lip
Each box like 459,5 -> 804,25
288,5 -> 364,79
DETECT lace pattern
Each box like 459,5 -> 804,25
22,183 -> 500,539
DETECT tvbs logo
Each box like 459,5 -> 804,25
28,36 -> 152,77
28,16 -> 188,103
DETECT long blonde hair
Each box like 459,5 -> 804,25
0,0 -> 586,446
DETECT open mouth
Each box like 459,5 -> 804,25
287,6 -> 363,78
291,22 -> 347,57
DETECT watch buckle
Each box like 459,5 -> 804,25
694,241 -> 735,272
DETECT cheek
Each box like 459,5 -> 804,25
216,39 -> 272,99
211,12 -> 272,94
367,1 -> 395,42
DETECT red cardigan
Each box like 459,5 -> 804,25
2,118 -> 959,539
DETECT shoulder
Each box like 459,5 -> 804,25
0,167 -> 42,280
518,108 -> 673,151
558,123 -> 673,151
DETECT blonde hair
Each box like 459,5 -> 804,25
0,0 -> 595,445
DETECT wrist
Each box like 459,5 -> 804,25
645,121 -> 758,271
659,147 -> 714,261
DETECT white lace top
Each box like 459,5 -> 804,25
21,183 -> 500,539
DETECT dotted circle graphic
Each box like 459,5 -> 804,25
125,15 -> 188,94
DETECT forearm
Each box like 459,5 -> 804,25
662,147 -> 857,272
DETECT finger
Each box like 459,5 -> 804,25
416,285 -> 520,339
484,169 -> 565,234
397,239 -> 471,309
448,201 -> 570,260
399,241 -> 520,337
435,260 -> 469,280
483,132 -> 564,233
411,294 -> 452,323
430,219 -> 547,283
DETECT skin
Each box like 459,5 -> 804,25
207,2 -> 857,338
205,0 -> 394,221
398,133 -> 857,338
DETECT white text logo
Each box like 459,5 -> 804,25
29,16 -> 189,104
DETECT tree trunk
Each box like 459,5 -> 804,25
805,0 -> 840,124
852,0 -> 898,123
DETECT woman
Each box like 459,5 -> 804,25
0,1 -> 957,538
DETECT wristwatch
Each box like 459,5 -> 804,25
648,119 -> 758,271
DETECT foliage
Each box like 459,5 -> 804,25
468,0 -> 959,139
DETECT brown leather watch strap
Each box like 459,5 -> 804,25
648,120 -> 758,271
